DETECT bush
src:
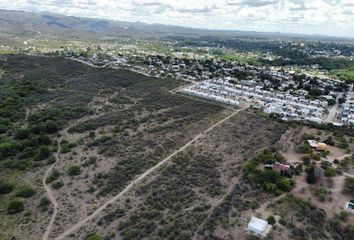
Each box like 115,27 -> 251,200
302,155 -> 311,165
60,140 -> 77,153
310,153 -> 321,161
67,165 -> 81,176
296,143 -> 312,154
343,177 -> 354,197
324,136 -> 335,146
15,186 -> 36,198
37,145 -> 51,160
0,182 -> 14,194
15,128 -> 30,140
315,187 -> 330,201
276,178 -> 294,192
46,169 -> 60,183
7,199 -> 25,214
267,215 -> 276,225
324,167 -> 336,177
52,181 -> 64,189
86,234 -> 103,240
38,197 -> 50,212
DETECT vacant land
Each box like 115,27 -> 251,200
1,54 -> 353,240
69,110 -> 288,240
0,54 -> 230,239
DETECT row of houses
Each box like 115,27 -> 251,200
183,78 -> 328,124
340,86 -> 354,125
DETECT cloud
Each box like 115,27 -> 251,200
227,0 -> 280,7
176,6 -> 214,13
0,0 -> 353,37
343,10 -> 354,15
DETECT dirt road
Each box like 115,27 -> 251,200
54,104 -> 249,240
42,141 -> 61,240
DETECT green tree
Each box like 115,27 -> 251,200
67,165 -> 81,176
267,215 -> 276,225
276,178 -> 294,192
38,145 -> 51,160
15,128 -> 30,139
0,182 -> 14,194
15,186 -> 36,198
7,199 -> 25,214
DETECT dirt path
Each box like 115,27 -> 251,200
68,58 -> 110,69
69,58 -> 153,78
42,140 -> 62,240
42,110 -> 109,240
192,180 -> 239,240
344,172 -> 354,178
54,104 -> 249,240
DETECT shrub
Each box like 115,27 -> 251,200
296,143 -> 312,154
302,155 -> 311,165
38,197 -> 50,212
0,182 -> 14,194
88,131 -> 96,139
343,177 -> 354,197
37,145 -> 51,160
315,187 -> 330,201
276,178 -> 294,192
52,181 -> 64,189
337,137 -> 349,149
246,234 -> 261,240
46,169 -> 60,183
338,211 -> 349,222
267,215 -> 276,225
60,140 -> 77,153
15,128 -> 30,139
7,199 -> 25,214
86,234 -> 103,240
310,153 -> 321,161
67,165 -> 81,176
15,186 -> 36,198
324,167 -> 336,177
324,136 -> 335,146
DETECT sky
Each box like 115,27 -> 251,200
1,0 -> 354,37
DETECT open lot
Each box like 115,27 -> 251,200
0,55 -> 231,239
69,110 -> 288,240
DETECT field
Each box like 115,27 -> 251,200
70,110 -> 288,240
0,54 -> 231,239
1,54 -> 353,240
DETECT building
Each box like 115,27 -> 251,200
247,216 -> 272,237
307,140 -> 327,151
345,201 -> 354,213
272,162 -> 292,176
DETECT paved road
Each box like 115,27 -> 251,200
324,93 -> 342,123
54,104 -> 249,240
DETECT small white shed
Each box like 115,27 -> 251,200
247,216 -> 271,237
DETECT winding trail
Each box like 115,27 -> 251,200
54,104 -> 249,240
42,94 -> 116,240
42,140 -> 61,240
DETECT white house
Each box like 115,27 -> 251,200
247,216 -> 272,237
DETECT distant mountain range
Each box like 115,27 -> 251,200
0,9 -> 351,41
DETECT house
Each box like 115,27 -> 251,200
247,216 -> 272,237
272,162 -> 292,176
345,201 -> 354,213
307,140 -> 327,151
